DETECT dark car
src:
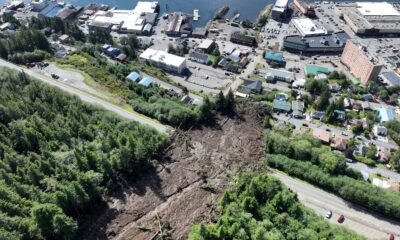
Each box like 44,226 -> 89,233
325,128 -> 331,132
337,214 -> 345,223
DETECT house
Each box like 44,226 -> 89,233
196,39 -> 215,53
138,77 -> 153,87
223,44 -> 236,55
230,32 -> 257,47
373,125 -> 387,136
275,93 -> 289,101
241,80 -> 262,94
218,58 -> 228,68
273,99 -> 291,113
229,49 -> 242,63
225,64 -> 239,73
116,53 -> 128,62
333,136 -> 348,151
181,95 -> 193,104
329,83 -> 341,92
264,51 -> 285,67
353,143 -> 366,157
292,100 -> 304,119
292,79 -> 306,88
377,107 -> 394,123
106,47 -> 120,58
377,146 -> 390,163
313,128 -> 330,143
334,110 -> 346,121
362,101 -> 373,111
350,100 -> 363,111
362,93 -> 373,101
127,71 -> 141,82
352,118 -> 369,130
311,111 -> 325,120
58,34 -> 71,44
188,50 -> 211,65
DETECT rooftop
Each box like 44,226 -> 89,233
313,128 -> 330,143
378,107 -> 394,123
284,32 -> 350,51
305,64 -> 330,75
140,48 -> 186,68
264,51 -> 284,62
198,39 -> 214,50
356,2 -> 400,16
292,18 -> 326,36
273,99 -> 291,112
381,71 -> 400,86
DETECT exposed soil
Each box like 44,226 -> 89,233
81,105 -> 265,240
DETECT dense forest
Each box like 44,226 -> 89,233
0,68 -> 167,239
265,128 -> 400,220
189,174 -> 364,240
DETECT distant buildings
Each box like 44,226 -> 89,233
230,32 -> 257,47
89,1 -> 159,34
341,39 -> 383,84
380,71 -> 400,87
140,48 -> 187,74
293,0 -> 315,17
283,32 -> 349,54
334,2 -> 400,35
271,0 -> 289,20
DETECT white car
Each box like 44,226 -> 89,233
326,210 -> 332,219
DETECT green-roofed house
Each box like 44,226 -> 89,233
304,64 -> 330,76
273,99 -> 291,113
264,51 -> 286,67
334,110 -> 346,121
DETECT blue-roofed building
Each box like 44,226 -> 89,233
40,3 -> 63,17
139,77 -> 153,87
106,47 -> 120,58
362,93 -> 373,101
127,72 -> 140,82
264,51 -> 285,67
377,107 -> 394,123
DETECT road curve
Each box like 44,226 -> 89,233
0,58 -> 171,133
273,172 -> 400,239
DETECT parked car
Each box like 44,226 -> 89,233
337,214 -> 345,223
341,131 -> 349,136
325,128 -> 331,132
325,210 -> 332,219
389,233 -> 395,240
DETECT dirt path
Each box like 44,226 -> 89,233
81,107 -> 264,240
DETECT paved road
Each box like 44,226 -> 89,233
347,161 -> 400,180
273,172 -> 400,239
0,58 -> 171,133
275,114 -> 399,150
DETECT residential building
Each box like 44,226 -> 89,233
377,107 -> 394,123
265,68 -> 294,83
311,111 -> 325,120
230,32 -> 257,47
377,147 -> 390,163
373,125 -> 387,136
264,51 -> 285,67
380,71 -> 400,87
273,99 -> 291,113
140,48 -> 187,74
188,50 -> 211,65
241,80 -> 262,94
341,39 -> 383,84
334,110 -> 346,121
271,0 -> 288,20
292,100 -> 304,119
58,34 -> 71,44
313,128 -> 330,143
116,53 -> 128,62
333,136 -> 348,151
275,93 -> 289,101
283,32 -> 349,54
352,118 -> 369,130
292,18 -> 326,36
196,39 -> 216,53
292,79 -> 306,88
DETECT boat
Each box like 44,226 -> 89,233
193,9 -> 200,21
214,5 -> 230,20
232,12 -> 240,22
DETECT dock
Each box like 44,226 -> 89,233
193,9 -> 200,21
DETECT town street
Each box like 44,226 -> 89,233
273,172 -> 400,239
0,58 -> 171,134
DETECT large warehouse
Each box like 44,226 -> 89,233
334,2 -> 400,35
271,0 -> 289,20
140,48 -> 187,74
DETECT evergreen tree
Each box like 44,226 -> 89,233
224,89 -> 235,114
215,91 -> 225,112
